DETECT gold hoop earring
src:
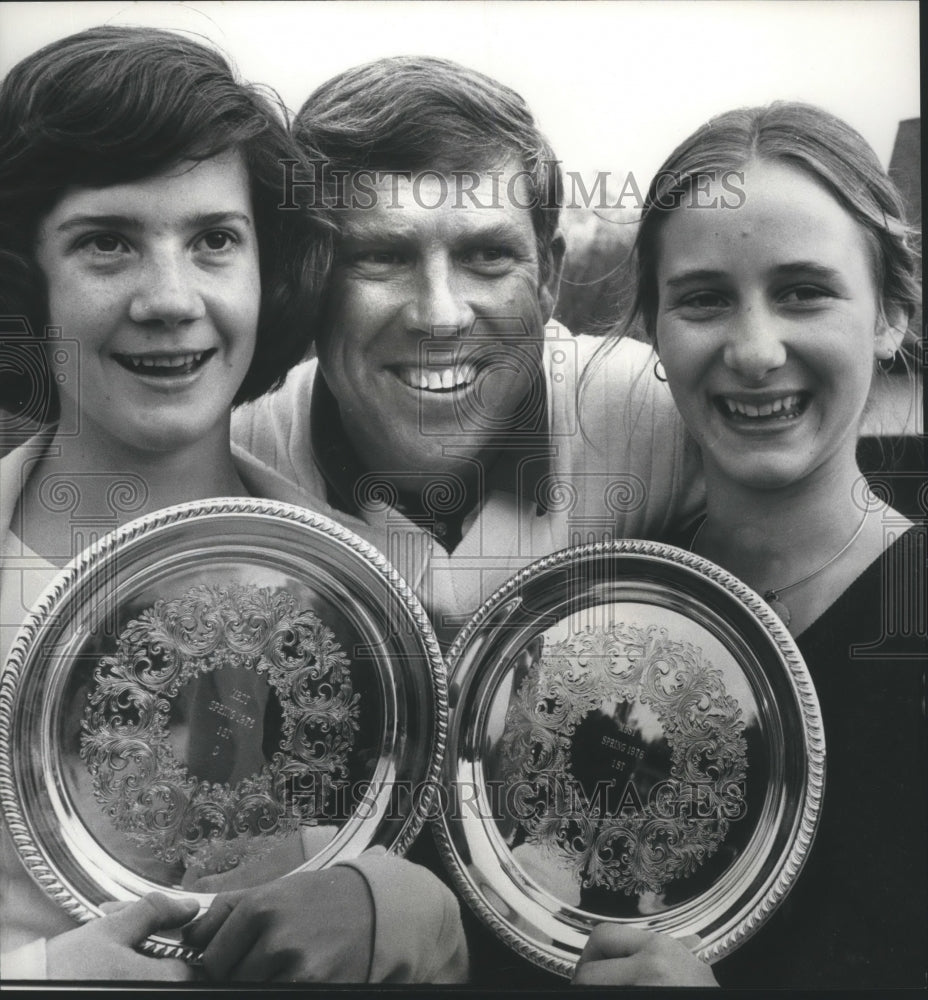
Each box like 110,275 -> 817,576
653,359 -> 667,383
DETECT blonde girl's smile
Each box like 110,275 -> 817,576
655,159 -> 904,492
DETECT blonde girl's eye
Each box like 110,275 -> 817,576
692,291 -> 727,307
675,290 -> 729,315
780,285 -> 832,306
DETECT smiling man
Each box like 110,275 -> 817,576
316,162 -> 553,511
232,56 -> 701,645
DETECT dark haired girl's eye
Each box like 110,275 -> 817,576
80,233 -> 126,254
199,230 -> 237,251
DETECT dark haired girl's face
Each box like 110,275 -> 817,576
34,152 -> 259,455
653,159 -> 902,495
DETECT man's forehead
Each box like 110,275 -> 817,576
349,157 -> 533,203
338,162 -> 538,241
339,211 -> 533,246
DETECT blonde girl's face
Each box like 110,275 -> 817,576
654,158 -> 902,494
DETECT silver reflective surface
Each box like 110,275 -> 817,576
1,499 -> 448,960
436,541 -> 824,978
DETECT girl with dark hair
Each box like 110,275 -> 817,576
573,102 -> 925,988
0,27 -> 466,983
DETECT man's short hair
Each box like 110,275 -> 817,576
293,56 -> 563,282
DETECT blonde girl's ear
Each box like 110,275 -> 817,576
874,305 -> 908,360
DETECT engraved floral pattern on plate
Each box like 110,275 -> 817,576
436,542 -> 824,978
497,616 -> 749,899
80,583 -> 360,879
0,499 -> 448,962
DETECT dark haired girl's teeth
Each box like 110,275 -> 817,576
114,350 -> 213,376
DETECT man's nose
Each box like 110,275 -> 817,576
404,259 -> 475,336
128,250 -> 207,327
722,306 -> 788,381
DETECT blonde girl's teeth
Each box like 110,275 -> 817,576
723,395 -> 804,417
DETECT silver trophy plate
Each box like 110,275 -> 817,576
0,498 -> 448,961
435,540 -> 824,978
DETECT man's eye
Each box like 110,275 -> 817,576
197,230 -> 239,252
466,247 -> 513,269
345,250 -> 407,268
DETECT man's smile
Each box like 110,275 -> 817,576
393,364 -> 478,392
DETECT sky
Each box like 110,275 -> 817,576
0,0 -> 920,186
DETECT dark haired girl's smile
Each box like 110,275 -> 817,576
34,153 -> 259,455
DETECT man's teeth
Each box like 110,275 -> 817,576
398,366 -> 476,391
722,394 -> 804,419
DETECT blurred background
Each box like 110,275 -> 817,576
1,1 -> 922,509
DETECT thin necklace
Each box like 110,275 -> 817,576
690,508 -> 869,628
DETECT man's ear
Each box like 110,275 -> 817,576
538,231 -> 567,324
875,305 -> 908,359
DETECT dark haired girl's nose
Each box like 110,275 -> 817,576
129,254 -> 206,326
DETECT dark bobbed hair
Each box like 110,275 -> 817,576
630,101 -> 921,341
0,25 -> 331,424
292,55 -> 563,283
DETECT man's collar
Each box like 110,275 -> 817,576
310,371 -> 469,547
309,370 -> 366,517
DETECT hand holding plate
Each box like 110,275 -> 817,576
572,925 -> 718,986
45,893 -> 199,981
183,867 -> 373,981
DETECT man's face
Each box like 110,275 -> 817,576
317,159 -> 562,493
